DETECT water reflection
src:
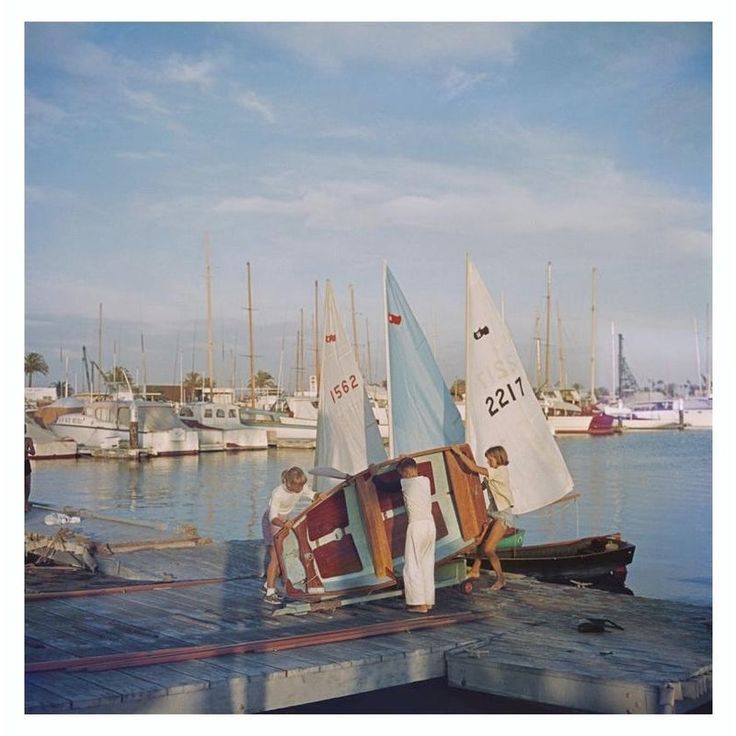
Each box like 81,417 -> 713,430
30,434 -> 711,606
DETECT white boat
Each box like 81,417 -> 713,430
537,390 -> 595,435
240,396 -> 318,448
178,402 -> 268,451
602,396 -> 712,430
25,417 -> 78,459
312,279 -> 387,490
49,400 -> 199,456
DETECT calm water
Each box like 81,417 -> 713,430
29,430 -> 712,606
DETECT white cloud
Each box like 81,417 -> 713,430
163,54 -> 219,89
123,88 -> 171,116
233,90 -> 276,123
441,67 -> 488,98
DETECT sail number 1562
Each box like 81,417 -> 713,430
485,376 -> 525,417
330,374 -> 359,403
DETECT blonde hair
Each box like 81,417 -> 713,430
281,467 -> 308,487
484,445 -> 509,466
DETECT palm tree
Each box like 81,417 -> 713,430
253,370 -> 276,388
25,352 -> 49,387
182,371 -> 215,401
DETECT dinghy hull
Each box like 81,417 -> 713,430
274,443 -> 489,601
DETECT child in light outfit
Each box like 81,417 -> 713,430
469,445 -> 514,591
397,457 -> 436,613
261,467 -> 316,604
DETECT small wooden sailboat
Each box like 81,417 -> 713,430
275,443 -> 489,601
274,279 -> 484,602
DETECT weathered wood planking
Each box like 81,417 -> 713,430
26,570 -> 711,714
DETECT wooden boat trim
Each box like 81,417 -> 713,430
355,473 -> 394,579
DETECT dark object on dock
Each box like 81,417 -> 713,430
470,533 -> 635,586
577,617 -> 624,632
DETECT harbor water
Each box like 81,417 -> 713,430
29,429 -> 712,607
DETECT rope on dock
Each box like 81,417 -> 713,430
25,610 -> 492,674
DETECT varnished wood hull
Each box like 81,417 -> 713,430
492,533 -> 635,583
274,444 -> 489,601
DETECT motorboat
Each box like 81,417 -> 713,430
178,402 -> 268,451
48,399 -> 199,456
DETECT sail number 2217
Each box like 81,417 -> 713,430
485,376 -> 525,417
330,374 -> 359,403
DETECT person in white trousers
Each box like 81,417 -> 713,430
397,456 -> 436,613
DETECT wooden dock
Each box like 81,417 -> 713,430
24,540 -> 711,714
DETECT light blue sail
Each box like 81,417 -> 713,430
384,264 -> 465,456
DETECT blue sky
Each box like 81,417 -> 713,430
21,19 -> 713,394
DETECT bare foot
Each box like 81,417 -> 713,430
490,579 -> 506,592
468,561 -> 481,578
407,605 -> 429,613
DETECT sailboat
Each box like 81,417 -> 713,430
312,280 -> 387,490
272,277 -> 490,601
465,256 -> 573,514
464,256 -> 634,583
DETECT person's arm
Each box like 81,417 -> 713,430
450,444 -> 487,476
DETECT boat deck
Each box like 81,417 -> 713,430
25,538 -> 711,714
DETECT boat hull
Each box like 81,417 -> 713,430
480,533 -> 635,584
274,443 -> 490,601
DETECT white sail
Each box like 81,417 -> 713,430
383,263 -> 465,457
314,280 -> 387,490
465,257 -> 574,514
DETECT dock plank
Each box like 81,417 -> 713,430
24,559 -> 711,714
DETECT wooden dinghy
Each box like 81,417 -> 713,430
273,443 -> 489,601
472,533 -> 635,585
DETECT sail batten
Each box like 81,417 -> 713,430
314,280 -> 386,491
384,265 -> 465,456
465,257 -> 574,514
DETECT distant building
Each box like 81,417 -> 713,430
25,386 -> 57,405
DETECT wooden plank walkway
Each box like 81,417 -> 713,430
25,556 -> 712,714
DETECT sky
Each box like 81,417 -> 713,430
19,17 -> 714,396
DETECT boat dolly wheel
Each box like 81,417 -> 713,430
459,579 -> 475,595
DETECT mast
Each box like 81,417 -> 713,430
533,314 -> 542,389
383,262 -> 394,457
349,284 -> 359,365
589,267 -> 598,404
97,303 -> 103,395
610,322 -> 616,401
365,317 -> 372,385
246,261 -> 256,408
544,262 -> 551,389
706,303 -> 711,395
694,318 -> 703,394
205,235 -> 214,401
140,332 -> 147,399
314,280 -> 321,391
300,308 -> 305,394
556,303 -> 566,389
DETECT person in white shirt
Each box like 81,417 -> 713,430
261,467 -> 316,604
397,456 -> 436,613
469,445 -> 514,591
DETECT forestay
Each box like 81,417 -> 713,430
314,280 -> 387,491
465,257 -> 574,514
383,263 -> 465,457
